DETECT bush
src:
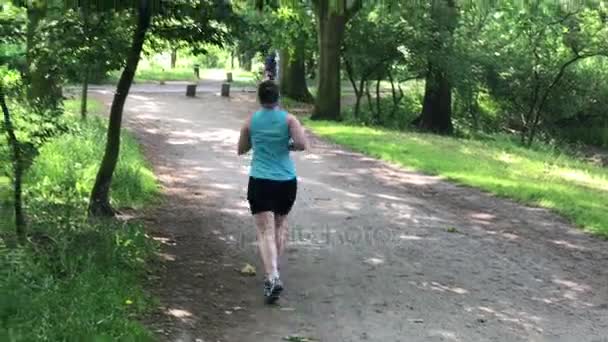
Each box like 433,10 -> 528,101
343,82 -> 423,130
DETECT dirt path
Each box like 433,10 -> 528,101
94,88 -> 608,342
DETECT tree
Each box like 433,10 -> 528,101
417,0 -> 458,134
88,0 -> 234,217
271,4 -> 315,102
0,84 -> 25,243
310,0 -> 362,120
343,2 -> 422,122
88,0 -> 152,217
480,2 -> 608,145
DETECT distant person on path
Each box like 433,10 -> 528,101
237,80 -> 308,304
264,53 -> 277,81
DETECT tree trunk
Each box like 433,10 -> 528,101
170,48 -> 177,69
80,3 -> 90,120
311,2 -> 347,120
280,47 -> 314,103
240,53 -> 253,72
26,2 -> 62,108
0,86 -> 26,243
81,66 -> 89,120
343,57 -> 363,118
417,0 -> 457,134
375,77 -> 382,123
88,0 -> 151,217
418,63 -> 454,134
365,80 -> 374,119
388,71 -> 403,120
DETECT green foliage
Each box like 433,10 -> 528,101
342,81 -> 424,129
0,98 -> 159,341
24,99 -> 158,210
463,3 -> 608,143
269,4 -> 316,57
0,3 -> 26,72
0,220 -> 156,342
196,45 -> 231,69
307,120 -> 608,236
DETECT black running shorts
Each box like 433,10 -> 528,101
247,177 -> 297,215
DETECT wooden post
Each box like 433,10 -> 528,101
226,72 -> 233,82
186,84 -> 197,97
221,83 -> 230,97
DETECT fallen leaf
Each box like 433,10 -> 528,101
447,227 -> 459,233
240,263 -> 256,276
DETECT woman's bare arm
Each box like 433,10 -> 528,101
237,117 -> 252,155
287,114 -> 308,151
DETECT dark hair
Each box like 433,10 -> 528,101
258,80 -> 280,105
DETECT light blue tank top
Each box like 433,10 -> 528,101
249,108 -> 296,181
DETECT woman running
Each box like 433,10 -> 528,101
237,80 -> 308,304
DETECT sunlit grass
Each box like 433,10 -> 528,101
106,66 -> 197,83
0,97 -> 159,341
104,66 -> 259,87
306,121 -> 608,236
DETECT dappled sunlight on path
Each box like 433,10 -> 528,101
91,88 -> 608,342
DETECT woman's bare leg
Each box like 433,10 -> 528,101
274,214 -> 289,259
254,211 -> 278,278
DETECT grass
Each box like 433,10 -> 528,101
0,97 -> 159,341
105,66 -> 258,86
107,66 -> 198,83
306,120 -> 608,236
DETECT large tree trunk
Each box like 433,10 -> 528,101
0,86 -> 26,243
311,1 -> 347,120
26,2 -> 62,108
88,0 -> 151,217
417,0 -> 457,134
280,47 -> 313,103
418,63 -> 454,134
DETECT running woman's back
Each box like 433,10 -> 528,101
249,108 -> 296,181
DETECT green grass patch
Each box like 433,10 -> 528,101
1,98 -> 159,341
306,120 -> 608,236
107,66 -> 197,83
